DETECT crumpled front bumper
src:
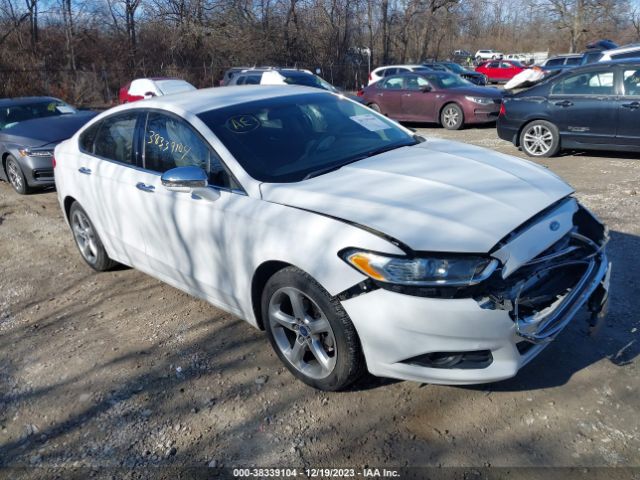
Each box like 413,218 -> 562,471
340,199 -> 610,385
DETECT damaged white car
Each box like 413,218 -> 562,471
54,86 -> 610,391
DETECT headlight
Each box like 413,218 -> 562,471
18,149 -> 53,158
465,96 -> 493,104
340,249 -> 499,287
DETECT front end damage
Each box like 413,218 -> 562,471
480,198 -> 610,346
339,196 -> 611,384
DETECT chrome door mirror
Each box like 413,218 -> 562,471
161,166 -> 208,193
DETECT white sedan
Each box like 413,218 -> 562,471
54,86 -> 610,391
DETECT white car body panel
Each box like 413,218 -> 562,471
54,86 -> 608,386
261,139 -> 573,253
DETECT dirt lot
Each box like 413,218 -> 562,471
0,125 -> 639,478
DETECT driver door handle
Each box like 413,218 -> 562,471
554,100 -> 573,107
136,182 -> 155,193
78,167 -> 92,175
622,102 -> 640,110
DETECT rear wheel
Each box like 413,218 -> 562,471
5,155 -> 31,195
441,103 -> 464,130
69,202 -> 117,271
368,103 -> 382,113
262,267 -> 365,391
520,120 -> 560,157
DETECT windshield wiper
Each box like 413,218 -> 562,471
302,140 -> 418,181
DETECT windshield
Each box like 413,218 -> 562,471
0,100 -> 76,130
198,93 -> 416,183
442,62 -> 465,73
283,73 -> 338,92
423,73 -> 472,89
155,80 -> 196,95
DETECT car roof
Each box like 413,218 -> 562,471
601,43 -> 640,55
374,65 -> 425,70
0,96 -> 62,107
106,85 -> 327,115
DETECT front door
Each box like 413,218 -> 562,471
373,76 -> 405,119
548,68 -> 618,144
616,67 -> 640,146
136,111 -> 247,309
401,74 -> 437,121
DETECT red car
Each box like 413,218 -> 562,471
360,71 -> 502,130
475,60 -> 526,83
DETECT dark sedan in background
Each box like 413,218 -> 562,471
497,60 -> 640,157
0,97 -> 96,194
361,71 -> 502,129
422,62 -> 488,85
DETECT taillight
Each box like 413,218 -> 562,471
368,72 -> 372,81
52,155 -> 57,168
499,102 -> 506,117
357,89 -> 364,97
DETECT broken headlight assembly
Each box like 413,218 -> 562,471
340,249 -> 499,287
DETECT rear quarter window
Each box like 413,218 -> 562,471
79,122 -> 100,154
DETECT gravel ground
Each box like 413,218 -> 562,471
0,125 -> 638,479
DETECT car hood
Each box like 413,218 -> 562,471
260,139 -> 574,253
0,111 -> 97,148
450,86 -> 502,98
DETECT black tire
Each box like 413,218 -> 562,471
262,266 -> 365,391
440,103 -> 464,130
368,103 -> 382,113
5,155 -> 31,195
69,202 -> 117,271
519,120 -> 561,158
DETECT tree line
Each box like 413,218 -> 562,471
0,0 -> 638,105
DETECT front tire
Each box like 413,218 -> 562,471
519,120 -> 560,157
368,103 -> 382,113
69,202 -> 117,271
5,155 -> 31,195
441,103 -> 464,130
262,267 -> 365,391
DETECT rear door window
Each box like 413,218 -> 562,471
623,69 -> 640,96
612,50 -> 640,60
545,58 -> 564,66
93,112 -> 139,165
382,76 -> 404,89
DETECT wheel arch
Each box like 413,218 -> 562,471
251,260 -> 294,330
63,195 -> 78,223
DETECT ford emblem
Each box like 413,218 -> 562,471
550,221 -> 560,231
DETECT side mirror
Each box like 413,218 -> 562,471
421,84 -> 432,92
161,166 -> 208,192
162,166 -> 220,201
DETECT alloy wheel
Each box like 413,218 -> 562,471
71,209 -> 99,265
443,106 -> 461,128
6,159 -> 24,191
268,286 -> 337,379
523,124 -> 554,156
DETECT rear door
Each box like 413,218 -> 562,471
616,67 -> 640,146
401,74 -> 437,121
548,68 -> 618,144
75,111 -> 150,267
372,76 -> 405,118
